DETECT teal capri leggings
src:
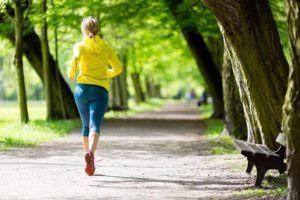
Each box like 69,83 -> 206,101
74,83 -> 108,137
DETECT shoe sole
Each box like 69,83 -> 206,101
85,153 -> 95,176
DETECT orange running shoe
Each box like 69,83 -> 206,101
85,151 -> 95,176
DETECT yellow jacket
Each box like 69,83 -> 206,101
68,35 -> 122,91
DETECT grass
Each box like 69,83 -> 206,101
198,103 -> 237,155
0,119 -> 81,150
234,174 -> 287,199
0,98 -> 166,150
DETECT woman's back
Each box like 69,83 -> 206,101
69,35 -> 122,90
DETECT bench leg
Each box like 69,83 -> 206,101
246,161 -> 254,173
278,163 -> 286,174
255,165 -> 267,186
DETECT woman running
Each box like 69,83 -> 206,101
68,16 -> 122,176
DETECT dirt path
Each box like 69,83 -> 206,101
0,101 -> 253,200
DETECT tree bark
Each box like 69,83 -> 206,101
52,0 -> 66,119
1,2 -> 78,119
222,44 -> 247,140
41,0 -> 54,120
131,72 -> 145,104
145,77 -> 156,98
202,0 -> 289,149
165,0 -> 224,118
13,0 -> 29,123
283,0 -> 300,198
7,30 -> 79,119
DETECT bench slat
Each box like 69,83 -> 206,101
234,140 -> 280,159
257,144 -> 280,158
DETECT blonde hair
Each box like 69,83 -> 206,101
81,17 -> 99,38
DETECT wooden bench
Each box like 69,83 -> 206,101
234,133 -> 286,186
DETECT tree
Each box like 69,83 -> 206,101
0,3 -> 79,119
202,0 -> 289,149
222,43 -> 247,139
13,0 -> 29,123
41,0 -> 54,120
283,0 -> 300,198
165,0 -> 224,118
51,0 -> 66,119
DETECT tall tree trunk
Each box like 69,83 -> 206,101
222,44 -> 247,140
0,57 -> 4,100
1,3 -> 78,119
165,0 -> 224,118
13,0 -> 29,123
6,30 -> 78,119
41,0 -> 54,120
202,0 -> 289,149
109,50 -> 128,110
131,72 -> 145,104
52,0 -> 66,119
283,0 -> 300,198
154,84 -> 161,98
145,77 -> 156,98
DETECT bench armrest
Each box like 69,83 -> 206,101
276,132 -> 286,146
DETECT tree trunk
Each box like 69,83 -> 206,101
283,0 -> 300,198
6,30 -> 79,119
109,50 -> 128,111
0,3 -> 78,119
52,0 -> 66,119
154,84 -> 161,98
165,0 -> 224,118
131,72 -> 145,104
41,0 -> 54,120
111,77 -> 121,108
118,50 -> 129,109
222,44 -> 247,140
202,0 -> 289,149
13,0 -> 29,123
145,77 -> 156,98
0,57 -> 4,100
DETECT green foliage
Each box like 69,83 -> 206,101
234,174 -> 287,199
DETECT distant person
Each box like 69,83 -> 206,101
68,17 -> 122,176
190,89 -> 196,99
174,88 -> 183,99
185,89 -> 196,101
197,90 -> 208,107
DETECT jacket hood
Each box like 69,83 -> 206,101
81,35 -> 104,53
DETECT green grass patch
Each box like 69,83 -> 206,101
234,174 -> 287,199
198,103 -> 213,119
199,105 -> 237,155
0,119 -> 81,150
209,135 -> 238,155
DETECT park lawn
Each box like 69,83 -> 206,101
0,98 -> 166,150
198,104 -> 237,155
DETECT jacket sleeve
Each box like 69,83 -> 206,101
68,43 -> 80,79
107,46 -> 123,78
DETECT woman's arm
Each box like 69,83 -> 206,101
68,43 -> 80,80
107,47 -> 123,78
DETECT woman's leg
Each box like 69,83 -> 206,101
89,89 -> 108,153
74,85 -> 90,153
